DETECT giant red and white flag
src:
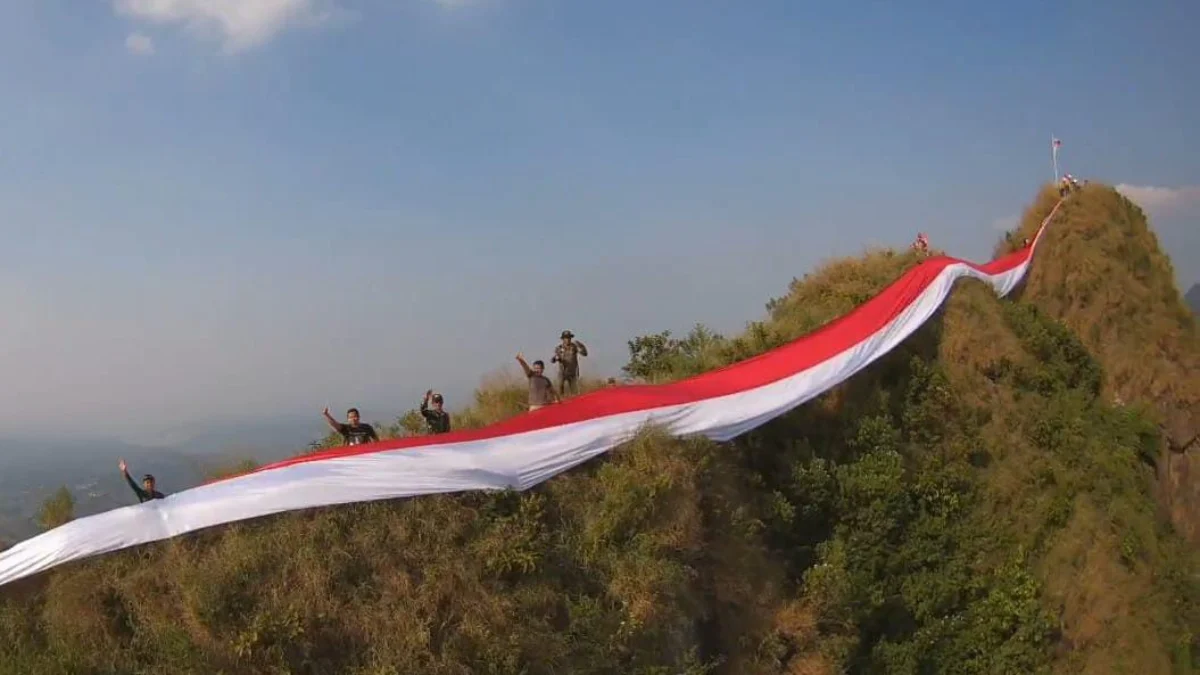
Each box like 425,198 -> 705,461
0,199 -> 1066,589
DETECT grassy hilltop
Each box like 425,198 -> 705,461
1,184 -> 1197,674
1003,184 -> 1200,548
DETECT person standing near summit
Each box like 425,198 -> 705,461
516,353 -> 559,411
322,406 -> 379,446
420,390 -> 451,434
551,330 -> 589,397
118,458 -> 165,503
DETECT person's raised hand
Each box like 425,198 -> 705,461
118,458 -> 127,473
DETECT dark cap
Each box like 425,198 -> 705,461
142,474 -> 155,482
561,330 -> 573,338
431,393 -> 443,403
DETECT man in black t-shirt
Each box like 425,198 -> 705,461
118,458 -> 166,503
322,406 -> 380,446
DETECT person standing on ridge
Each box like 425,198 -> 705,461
516,352 -> 559,411
118,458 -> 165,503
911,233 -> 930,255
551,330 -> 589,397
1059,175 -> 1076,197
420,390 -> 451,434
322,406 -> 379,446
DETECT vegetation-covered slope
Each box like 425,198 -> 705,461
1002,184 -> 1200,546
1,184 -> 1196,674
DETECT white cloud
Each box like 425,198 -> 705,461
113,0 -> 346,53
1114,184 -> 1200,215
124,32 -> 155,55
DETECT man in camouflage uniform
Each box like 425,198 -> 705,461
420,390 -> 451,434
551,330 -> 589,398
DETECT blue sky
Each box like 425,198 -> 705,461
0,0 -> 1196,441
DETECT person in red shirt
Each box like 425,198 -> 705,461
912,232 -> 930,255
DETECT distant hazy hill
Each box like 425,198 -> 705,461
0,417 -> 326,542
1187,282 -> 1200,314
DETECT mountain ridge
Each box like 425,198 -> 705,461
1,183 -> 1196,674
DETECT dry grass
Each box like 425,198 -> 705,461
1009,184 -> 1199,420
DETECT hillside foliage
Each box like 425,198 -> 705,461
1001,184 -> 1200,547
2,184 -> 1198,674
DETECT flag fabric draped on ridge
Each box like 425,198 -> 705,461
0,199 -> 1064,589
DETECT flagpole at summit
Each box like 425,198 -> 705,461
1051,135 -> 1061,181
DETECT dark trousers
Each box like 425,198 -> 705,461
558,371 -> 580,397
